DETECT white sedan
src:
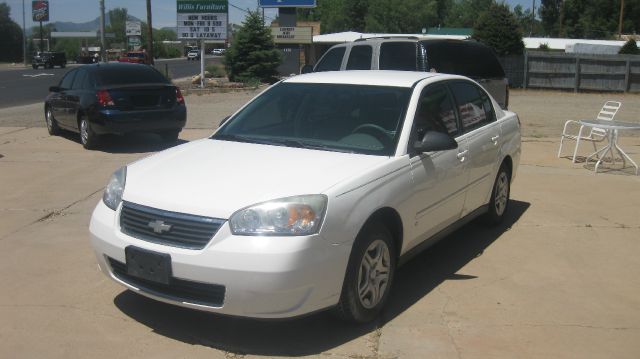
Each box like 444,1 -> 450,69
90,71 -> 521,323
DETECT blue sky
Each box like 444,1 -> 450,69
6,0 -> 533,30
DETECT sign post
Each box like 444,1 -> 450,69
177,0 -> 229,88
32,1 -> 49,53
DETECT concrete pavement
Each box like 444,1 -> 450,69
1,90 -> 640,358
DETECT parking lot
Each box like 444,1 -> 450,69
1,89 -> 639,358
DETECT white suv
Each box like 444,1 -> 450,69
90,71 -> 521,323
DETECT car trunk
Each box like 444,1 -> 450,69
102,84 -> 177,111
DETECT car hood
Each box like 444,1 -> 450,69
123,139 -> 388,219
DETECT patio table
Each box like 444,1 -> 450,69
578,119 -> 640,175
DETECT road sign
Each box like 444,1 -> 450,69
126,21 -> 142,36
271,27 -> 312,44
32,1 -> 49,22
259,0 -> 316,7
177,0 -> 228,40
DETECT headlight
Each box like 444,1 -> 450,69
103,167 -> 126,210
230,195 -> 327,236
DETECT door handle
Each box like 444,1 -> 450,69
457,150 -> 468,161
491,135 -> 500,142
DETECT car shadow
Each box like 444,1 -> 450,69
60,131 -> 188,154
113,200 -> 530,356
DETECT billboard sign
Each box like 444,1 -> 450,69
126,21 -> 142,36
32,1 -> 49,22
177,0 -> 228,40
259,0 -> 316,8
271,27 -> 312,44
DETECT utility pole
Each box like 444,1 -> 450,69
146,0 -> 154,65
618,0 -> 625,39
99,0 -> 106,62
530,0 -> 536,37
22,0 -> 26,66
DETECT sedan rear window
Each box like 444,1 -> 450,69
96,66 -> 169,86
214,83 -> 411,156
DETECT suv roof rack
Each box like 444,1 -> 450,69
354,36 -> 420,42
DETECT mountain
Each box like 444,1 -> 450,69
28,15 -> 143,35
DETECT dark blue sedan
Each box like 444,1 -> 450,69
44,63 -> 187,149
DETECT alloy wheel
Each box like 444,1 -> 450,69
494,172 -> 509,216
80,119 -> 89,145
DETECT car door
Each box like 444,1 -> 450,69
50,69 -> 77,128
405,83 -> 470,250
448,81 -> 501,216
65,69 -> 90,131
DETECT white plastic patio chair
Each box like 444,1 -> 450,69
558,101 -> 622,163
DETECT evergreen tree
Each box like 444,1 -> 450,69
473,3 -> 524,56
0,3 -> 24,62
619,39 -> 639,54
224,10 -> 281,83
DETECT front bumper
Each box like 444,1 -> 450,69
89,200 -> 350,318
89,106 -> 186,135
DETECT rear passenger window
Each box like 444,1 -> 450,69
414,84 -> 459,138
379,42 -> 417,71
426,42 -> 505,78
449,82 -> 495,133
72,70 -> 87,90
315,47 -> 346,72
346,45 -> 372,70
59,70 -> 76,90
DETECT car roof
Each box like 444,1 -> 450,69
82,62 -> 155,72
285,70 -> 451,88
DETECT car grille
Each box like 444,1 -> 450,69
120,201 -> 225,250
108,258 -> 225,307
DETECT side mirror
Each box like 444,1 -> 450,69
218,115 -> 230,127
413,131 -> 458,152
300,64 -> 314,74
49,86 -> 61,93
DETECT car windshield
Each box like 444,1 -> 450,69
96,66 -> 169,86
212,83 -> 411,156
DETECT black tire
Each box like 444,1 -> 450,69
79,115 -> 99,150
334,223 -> 396,323
45,106 -> 60,136
484,163 -> 511,225
159,130 -> 180,143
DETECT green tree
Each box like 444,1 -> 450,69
319,0 -> 348,33
538,0 -> 561,36
224,10 -> 282,83
366,0 -> 439,33
445,0 -> 494,28
513,4 -> 543,36
105,8 -> 128,46
0,3 -> 24,62
619,38 -> 639,54
473,3 -> 524,56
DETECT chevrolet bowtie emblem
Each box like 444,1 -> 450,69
148,220 -> 172,234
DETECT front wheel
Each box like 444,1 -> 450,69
484,164 -> 511,225
79,116 -> 99,150
45,106 -> 60,135
335,223 -> 396,323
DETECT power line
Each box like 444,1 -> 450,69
228,1 -> 276,22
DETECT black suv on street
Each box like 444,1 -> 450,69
32,51 -> 67,69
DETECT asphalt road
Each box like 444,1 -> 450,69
0,56 -> 223,109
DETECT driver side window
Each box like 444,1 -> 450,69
412,84 -> 459,141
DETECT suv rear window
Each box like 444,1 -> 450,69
346,45 -> 373,70
425,42 -> 505,78
96,66 -> 169,86
379,42 -> 417,71
315,47 -> 346,72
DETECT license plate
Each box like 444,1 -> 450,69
125,246 -> 172,285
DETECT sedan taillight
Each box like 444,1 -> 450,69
97,90 -> 115,107
176,88 -> 185,105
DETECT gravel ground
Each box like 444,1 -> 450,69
1,88 -> 638,138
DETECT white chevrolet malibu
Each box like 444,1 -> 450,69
90,71 -> 521,323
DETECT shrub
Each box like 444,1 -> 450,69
619,39 -> 639,55
205,64 -> 226,78
473,3 -> 525,56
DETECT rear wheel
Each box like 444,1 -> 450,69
484,164 -> 511,225
335,223 -> 396,323
79,116 -> 98,150
45,106 -> 60,135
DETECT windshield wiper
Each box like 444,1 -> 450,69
213,135 -> 355,153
